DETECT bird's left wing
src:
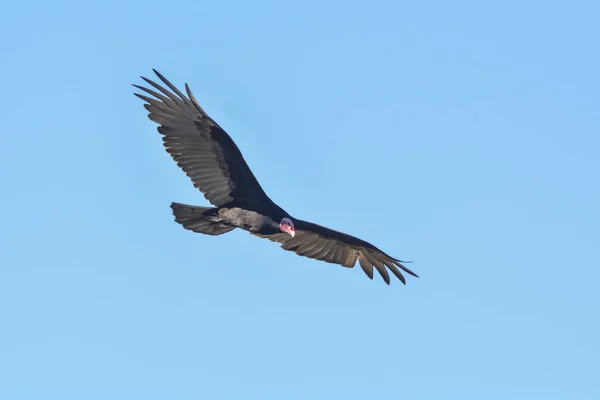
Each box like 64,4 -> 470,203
134,70 -> 274,208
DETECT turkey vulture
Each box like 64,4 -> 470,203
134,70 -> 417,285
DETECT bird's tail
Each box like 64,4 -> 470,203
170,202 -> 235,236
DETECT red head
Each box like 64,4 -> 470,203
279,218 -> 295,237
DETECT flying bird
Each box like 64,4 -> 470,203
134,70 -> 417,285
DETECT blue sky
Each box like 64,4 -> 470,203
1,0 -> 599,398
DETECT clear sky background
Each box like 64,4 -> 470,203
1,0 -> 599,399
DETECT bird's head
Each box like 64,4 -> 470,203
279,218 -> 295,238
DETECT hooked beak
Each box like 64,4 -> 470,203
280,218 -> 295,237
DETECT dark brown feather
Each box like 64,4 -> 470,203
252,219 -> 416,285
134,70 -> 279,209
358,254 -> 374,280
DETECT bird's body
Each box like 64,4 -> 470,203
135,70 -> 418,285
212,206 -> 279,234
217,207 -> 276,233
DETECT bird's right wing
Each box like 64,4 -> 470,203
134,70 -> 272,208
253,219 -> 417,285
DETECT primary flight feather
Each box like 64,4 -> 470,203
134,70 -> 418,285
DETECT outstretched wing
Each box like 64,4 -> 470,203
253,219 -> 417,285
134,70 -> 271,207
